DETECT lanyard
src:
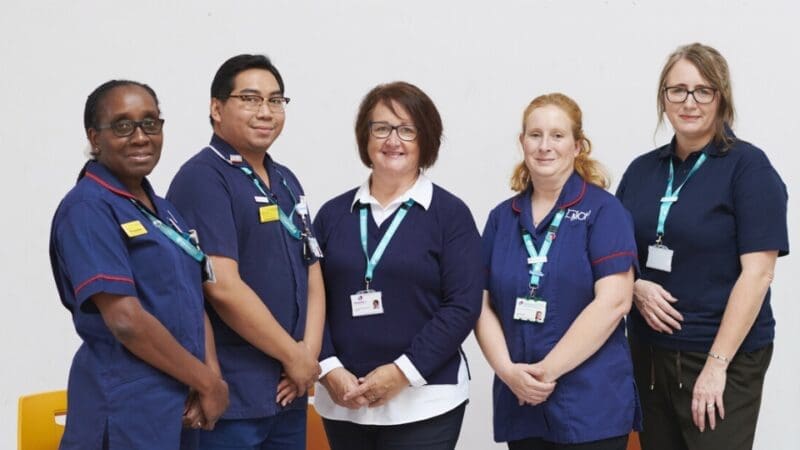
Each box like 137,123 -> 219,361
521,209 -> 566,297
359,199 -> 415,289
238,166 -> 303,240
208,145 -> 304,241
655,153 -> 707,243
130,200 -> 205,263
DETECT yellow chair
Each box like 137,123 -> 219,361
18,390 -> 67,450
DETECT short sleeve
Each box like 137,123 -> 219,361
53,201 -> 137,311
732,157 -> 789,256
480,208 -> 499,290
167,162 -> 239,260
587,199 -> 639,280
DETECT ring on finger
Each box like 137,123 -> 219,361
707,404 -> 715,410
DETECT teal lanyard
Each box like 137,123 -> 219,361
655,153 -> 707,243
359,199 -> 415,289
521,209 -> 566,297
208,144 -> 304,241
238,166 -> 303,240
130,200 -> 205,263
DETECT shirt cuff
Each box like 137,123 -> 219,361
319,356 -> 344,378
394,355 -> 427,387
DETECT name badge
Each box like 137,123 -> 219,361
120,220 -> 147,238
254,196 -> 271,204
350,290 -> 384,317
259,204 -> 279,223
513,297 -> 546,323
646,244 -> 673,272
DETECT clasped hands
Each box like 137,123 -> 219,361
321,363 -> 409,409
499,362 -> 557,406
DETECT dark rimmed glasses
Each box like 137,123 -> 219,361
228,94 -> 291,113
664,86 -> 717,104
95,118 -> 164,137
368,121 -> 418,141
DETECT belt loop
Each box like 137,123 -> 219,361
676,351 -> 683,390
649,345 -> 655,391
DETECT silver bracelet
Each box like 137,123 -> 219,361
708,351 -> 730,364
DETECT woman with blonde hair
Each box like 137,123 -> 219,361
476,93 -> 640,450
617,42 -> 788,450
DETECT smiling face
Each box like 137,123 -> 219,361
211,68 -> 285,156
519,104 -> 579,186
87,85 -> 162,191
663,58 -> 720,150
367,101 -> 420,182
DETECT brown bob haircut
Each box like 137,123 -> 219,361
355,81 -> 443,169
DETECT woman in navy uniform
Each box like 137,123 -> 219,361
476,93 -> 640,450
312,81 -> 483,450
49,80 -> 228,449
617,43 -> 788,450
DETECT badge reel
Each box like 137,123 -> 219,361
646,236 -> 673,272
350,284 -> 384,317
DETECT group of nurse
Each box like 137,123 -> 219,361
49,41 -> 787,450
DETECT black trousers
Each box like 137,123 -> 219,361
507,435 -> 628,450
322,401 -> 467,450
631,341 -> 773,450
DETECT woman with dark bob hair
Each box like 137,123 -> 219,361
49,80 -> 228,449
311,81 -> 483,450
617,43 -> 789,450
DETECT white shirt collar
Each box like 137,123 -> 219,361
350,172 -> 433,212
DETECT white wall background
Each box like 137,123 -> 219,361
1,0 -> 797,447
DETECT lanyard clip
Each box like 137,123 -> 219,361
364,278 -> 371,291
655,233 -> 663,246
528,285 -> 537,298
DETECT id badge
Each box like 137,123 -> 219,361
202,257 -> 217,284
513,297 -> 546,323
259,204 -> 279,223
646,244 -> 673,272
307,236 -> 324,258
350,290 -> 384,317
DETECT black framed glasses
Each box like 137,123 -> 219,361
368,121 -> 418,141
228,94 -> 291,113
663,86 -> 717,104
95,118 -> 164,137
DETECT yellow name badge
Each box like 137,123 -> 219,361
259,204 -> 279,223
120,220 -> 148,238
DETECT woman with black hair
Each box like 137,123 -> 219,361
49,80 -> 228,449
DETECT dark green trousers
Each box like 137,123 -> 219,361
631,341 -> 772,450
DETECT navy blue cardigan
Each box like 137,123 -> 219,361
314,184 -> 483,385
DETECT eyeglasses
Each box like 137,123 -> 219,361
228,94 -> 291,113
368,121 -> 418,141
663,86 -> 717,104
95,118 -> 164,137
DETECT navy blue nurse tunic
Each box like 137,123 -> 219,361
482,172 -> 641,444
167,135 -> 315,419
49,161 -> 206,449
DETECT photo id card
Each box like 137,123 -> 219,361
513,297 -> 547,323
646,244 -> 673,272
350,290 -> 384,317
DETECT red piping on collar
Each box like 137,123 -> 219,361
74,274 -> 134,296
85,172 -> 136,200
510,179 -> 587,213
